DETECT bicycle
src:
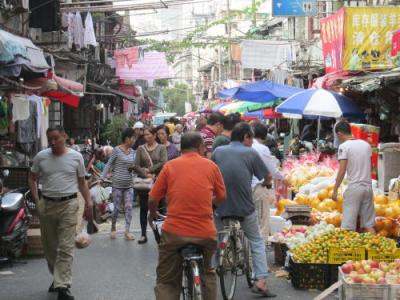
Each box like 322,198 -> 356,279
217,216 -> 254,300
151,215 -> 205,300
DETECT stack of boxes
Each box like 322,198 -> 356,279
351,123 -> 380,179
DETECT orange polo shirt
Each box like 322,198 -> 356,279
149,152 -> 226,238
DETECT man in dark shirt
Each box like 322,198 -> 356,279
212,113 -> 241,151
212,122 -> 276,297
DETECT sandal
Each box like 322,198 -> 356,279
124,232 -> 135,240
110,231 -> 117,239
251,286 -> 277,298
138,236 -> 148,244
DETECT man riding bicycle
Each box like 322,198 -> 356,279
212,122 -> 276,298
148,132 -> 226,300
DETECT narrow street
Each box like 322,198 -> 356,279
0,208 -> 330,300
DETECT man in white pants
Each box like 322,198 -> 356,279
332,121 -> 375,233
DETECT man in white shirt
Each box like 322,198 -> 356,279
250,122 -> 288,237
251,122 -> 287,187
332,121 -> 375,233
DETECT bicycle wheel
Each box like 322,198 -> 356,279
242,236 -> 255,288
181,260 -> 203,300
218,236 -> 238,300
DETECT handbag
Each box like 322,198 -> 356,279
133,146 -> 155,191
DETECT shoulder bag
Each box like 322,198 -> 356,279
133,146 -> 155,191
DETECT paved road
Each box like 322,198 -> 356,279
0,207 -> 333,300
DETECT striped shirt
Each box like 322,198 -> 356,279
102,146 -> 135,188
200,126 -> 216,154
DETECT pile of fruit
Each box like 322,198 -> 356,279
292,228 -> 397,264
283,153 -> 338,193
341,259 -> 400,284
272,226 -> 307,243
286,222 -> 335,249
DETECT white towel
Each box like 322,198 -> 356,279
11,94 -> 29,122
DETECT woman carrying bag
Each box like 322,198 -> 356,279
134,127 -> 167,244
101,128 -> 136,240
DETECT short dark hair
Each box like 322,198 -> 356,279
121,127 -> 135,142
155,125 -> 170,136
47,125 -> 65,134
145,127 -> 158,136
223,113 -> 241,131
181,132 -> 203,151
231,122 -> 254,142
251,121 -> 269,140
335,120 -> 352,135
207,112 -> 225,126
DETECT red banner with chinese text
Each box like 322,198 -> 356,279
320,8 -> 345,73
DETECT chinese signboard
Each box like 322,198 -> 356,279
321,7 -> 400,72
272,0 -> 317,17
343,7 -> 400,71
320,8 -> 345,73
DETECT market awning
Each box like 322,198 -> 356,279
0,29 -> 50,76
42,90 -> 80,108
87,82 -> 138,102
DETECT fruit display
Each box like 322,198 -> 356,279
283,153 -> 338,193
282,222 -> 335,249
272,225 -> 307,243
341,259 -> 400,284
292,229 -> 397,263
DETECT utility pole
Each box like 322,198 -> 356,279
226,0 -> 232,80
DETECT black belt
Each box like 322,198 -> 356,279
42,193 -> 77,202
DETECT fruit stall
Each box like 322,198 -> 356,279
270,151 -> 400,297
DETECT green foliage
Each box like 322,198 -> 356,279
137,0 -> 267,62
100,116 -> 129,146
163,83 -> 197,116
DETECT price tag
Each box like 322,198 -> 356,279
367,249 -> 400,262
328,247 -> 366,264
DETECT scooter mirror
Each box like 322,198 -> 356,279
2,169 -> 9,177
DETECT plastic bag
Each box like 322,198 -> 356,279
75,220 -> 91,249
90,184 -> 110,204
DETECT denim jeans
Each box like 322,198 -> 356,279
215,210 -> 269,279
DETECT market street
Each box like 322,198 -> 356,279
0,208 -> 330,300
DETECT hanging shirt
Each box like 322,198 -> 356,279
28,95 -> 44,138
11,94 -> 29,122
73,12 -> 84,50
84,12 -> 97,47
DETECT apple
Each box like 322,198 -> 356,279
371,270 -> 384,280
357,268 -> 365,274
363,276 -> 376,284
361,260 -> 369,265
364,265 -> 372,273
379,262 -> 389,272
388,262 -> 396,271
351,275 -> 363,283
346,260 -> 354,265
341,263 -> 354,274
377,277 -> 387,284
370,260 -> 379,269
354,262 -> 362,271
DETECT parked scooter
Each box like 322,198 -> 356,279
0,170 -> 30,262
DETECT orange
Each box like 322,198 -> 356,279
318,189 -> 329,201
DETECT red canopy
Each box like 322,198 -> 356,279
41,91 -> 80,108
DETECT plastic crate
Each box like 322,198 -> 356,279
289,256 -> 332,290
339,268 -> 391,300
273,242 -> 288,266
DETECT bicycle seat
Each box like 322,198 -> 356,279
179,244 -> 203,259
221,216 -> 244,222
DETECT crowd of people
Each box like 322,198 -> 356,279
28,112 -> 373,300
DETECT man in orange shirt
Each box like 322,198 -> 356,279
148,132 -> 226,300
